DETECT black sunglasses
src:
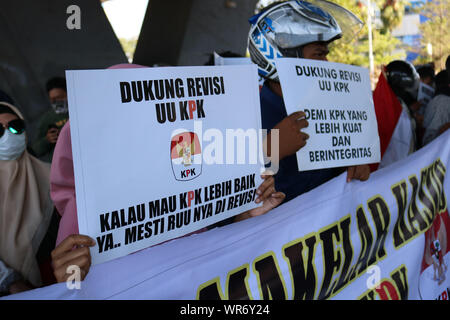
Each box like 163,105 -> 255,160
0,118 -> 25,138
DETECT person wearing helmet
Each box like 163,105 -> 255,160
386,60 -> 421,110
248,0 -> 370,203
382,60 -> 419,157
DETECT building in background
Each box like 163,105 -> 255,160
392,0 -> 428,63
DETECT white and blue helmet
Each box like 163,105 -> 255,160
248,0 -> 363,80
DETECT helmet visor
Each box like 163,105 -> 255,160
307,0 -> 364,44
257,0 -> 363,50
260,2 -> 341,50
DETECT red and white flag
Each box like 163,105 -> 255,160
370,70 -> 415,171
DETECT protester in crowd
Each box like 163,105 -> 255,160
49,64 -> 285,283
416,64 -> 435,117
422,70 -> 450,145
417,64 -> 435,88
385,60 -> 422,149
31,77 -> 69,163
377,60 -> 420,163
0,102 -> 59,296
415,64 -> 435,146
247,0 -> 370,203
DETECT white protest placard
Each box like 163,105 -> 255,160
213,52 -> 252,66
418,81 -> 435,106
66,65 -> 264,265
276,58 -> 381,171
213,52 -> 265,87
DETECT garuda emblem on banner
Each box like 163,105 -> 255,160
170,131 -> 202,181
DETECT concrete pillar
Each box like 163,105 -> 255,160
0,0 -> 127,142
133,0 -> 258,67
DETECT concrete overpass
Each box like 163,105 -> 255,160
0,0 -> 258,143
133,0 -> 258,67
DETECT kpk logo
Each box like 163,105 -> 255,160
170,132 -> 202,181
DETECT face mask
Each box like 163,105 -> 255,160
0,130 -> 26,160
51,100 -> 68,114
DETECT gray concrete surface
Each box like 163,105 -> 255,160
133,0 -> 258,67
0,0 -> 127,143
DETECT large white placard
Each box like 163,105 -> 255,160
66,65 -> 264,265
276,58 -> 381,171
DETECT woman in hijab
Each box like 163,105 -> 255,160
0,102 -> 56,296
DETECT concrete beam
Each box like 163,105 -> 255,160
133,0 -> 258,67
0,0 -> 127,142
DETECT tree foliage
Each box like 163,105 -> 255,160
119,37 -> 138,63
327,0 -> 403,74
415,0 -> 450,71
377,0 -> 408,33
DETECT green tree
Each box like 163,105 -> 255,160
327,0 -> 404,80
377,0 -> 408,33
416,0 -> 450,71
119,37 -> 138,63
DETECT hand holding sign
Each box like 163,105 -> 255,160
266,111 -> 309,160
346,164 -> 370,183
235,174 -> 285,222
46,127 -> 59,144
51,234 -> 95,283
